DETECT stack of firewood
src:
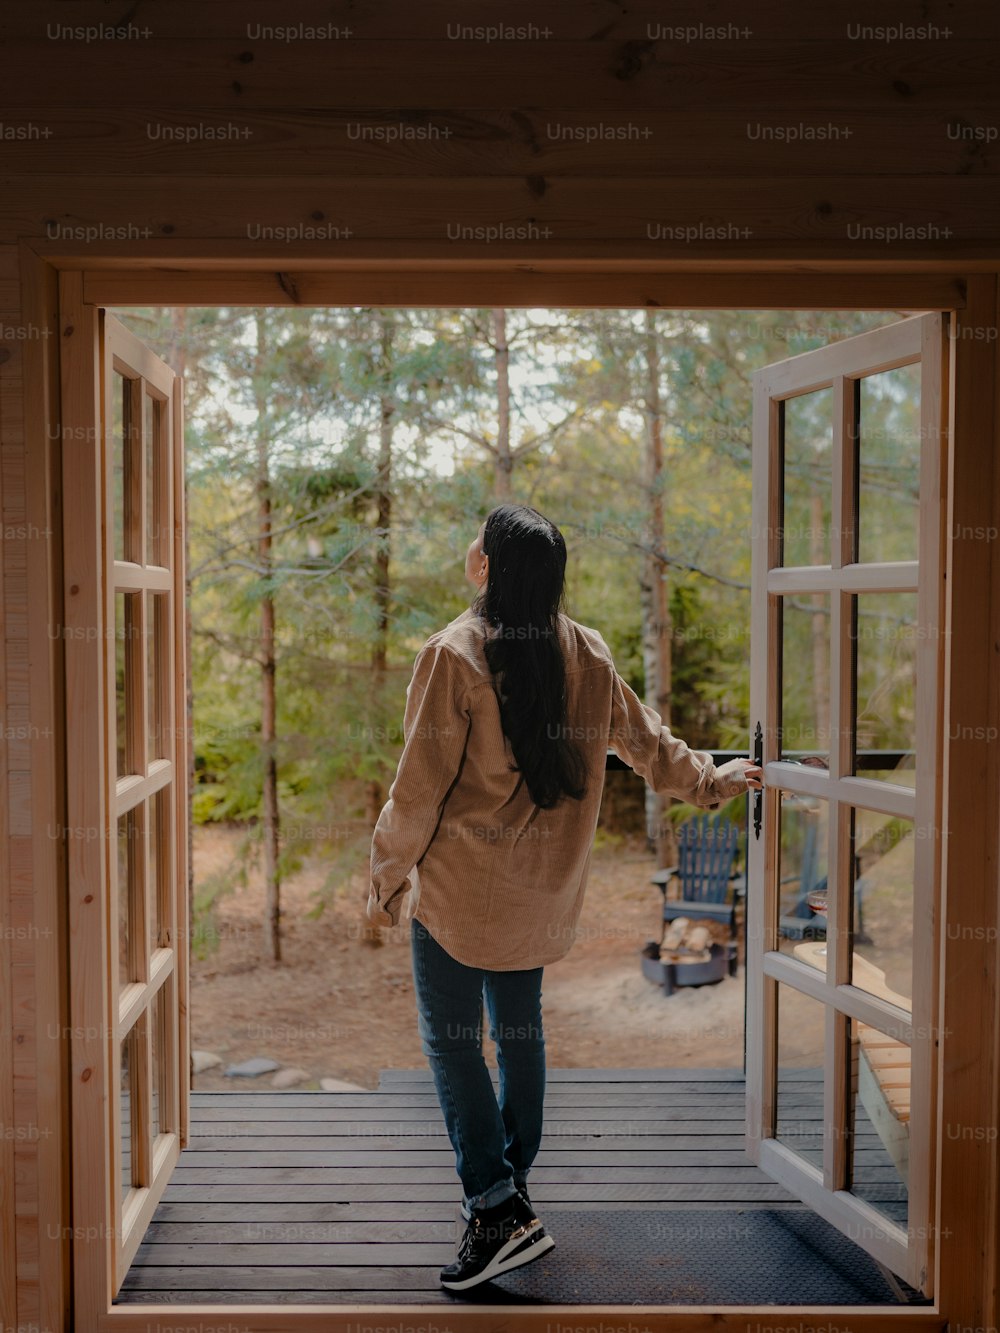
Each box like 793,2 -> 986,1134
660,918 -> 713,962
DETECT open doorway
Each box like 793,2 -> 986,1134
108,304 -> 916,1088
58,286 -> 949,1317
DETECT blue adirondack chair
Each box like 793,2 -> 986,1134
778,813 -> 870,942
650,813 -> 742,934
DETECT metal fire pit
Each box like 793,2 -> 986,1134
640,940 -> 738,996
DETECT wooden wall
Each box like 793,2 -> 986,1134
0,245 -> 24,1333
1,246 -> 69,1333
1,2 -> 999,1330
0,0 -> 999,258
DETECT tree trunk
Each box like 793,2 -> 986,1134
365,312 -> 394,829
360,313 -> 399,948
254,313 -> 282,963
492,309 -> 513,500
641,311 -> 674,870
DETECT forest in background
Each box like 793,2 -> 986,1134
112,305 -> 917,962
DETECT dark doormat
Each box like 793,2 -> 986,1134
449,1209 -> 932,1305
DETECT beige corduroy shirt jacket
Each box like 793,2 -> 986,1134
367,606 -> 751,970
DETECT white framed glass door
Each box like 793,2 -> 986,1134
746,313 -> 947,1297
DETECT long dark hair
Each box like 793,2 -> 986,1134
470,504 -> 588,810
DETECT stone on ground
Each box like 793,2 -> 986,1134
224,1056 -> 280,1078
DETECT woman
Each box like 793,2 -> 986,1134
368,503 -> 763,1292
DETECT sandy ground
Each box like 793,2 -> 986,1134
188,826 -> 763,1091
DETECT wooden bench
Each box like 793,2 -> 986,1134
793,940 -> 911,1184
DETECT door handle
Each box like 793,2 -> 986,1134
752,721 -> 763,840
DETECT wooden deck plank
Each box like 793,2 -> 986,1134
172,1144 -> 886,1164
158,1165 -> 899,1186
377,1066 -> 758,1080
167,1136 -> 877,1159
185,1102 -> 853,1119
119,1266 -> 466,1291
165,1164 -> 816,1180
189,1099 -> 824,1117
117,1290 -> 448,1302
118,1274 -> 457,1296
184,1112 -> 868,1125
126,1243 -> 481,1265
176,1122 -> 859,1143
164,1175 -> 902,1202
178,1135 -> 804,1151
185,1113 -> 809,1129
185,1091 -> 816,1108
150,1198 -> 830,1221
146,1180 -> 884,1204
183,1087 -> 830,1113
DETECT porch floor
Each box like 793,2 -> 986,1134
116,1067 -> 927,1307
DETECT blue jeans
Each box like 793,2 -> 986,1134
410,915 -> 546,1219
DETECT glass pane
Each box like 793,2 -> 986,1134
118,374 -> 140,563
147,592 -> 168,762
115,593 -> 126,776
779,594 -> 831,763
112,371 -> 126,562
145,392 -> 165,566
856,363 -> 921,565
847,1014 -> 910,1227
781,387 -> 833,568
148,794 -> 158,958
849,809 -> 913,1011
117,813 -> 131,987
116,591 -> 141,778
776,793 -> 829,971
775,981 -> 826,1169
149,787 -> 170,952
120,1026 -> 137,1200
151,984 -> 162,1141
852,593 -> 918,784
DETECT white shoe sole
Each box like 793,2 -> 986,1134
440,1224 -> 555,1290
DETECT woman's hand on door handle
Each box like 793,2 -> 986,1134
736,758 -> 765,790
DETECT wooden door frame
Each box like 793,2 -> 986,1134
18,244 -> 999,1333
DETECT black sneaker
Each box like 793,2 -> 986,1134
515,1185 -> 551,1244
462,1183 -> 533,1222
440,1191 -> 554,1291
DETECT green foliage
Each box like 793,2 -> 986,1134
592,825 -> 626,854
661,792 -> 749,832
